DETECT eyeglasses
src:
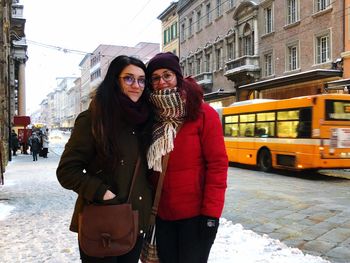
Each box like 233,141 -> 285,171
120,75 -> 146,88
151,71 -> 176,86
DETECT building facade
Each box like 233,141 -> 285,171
158,1 -> 180,55
0,0 -> 27,170
34,42 -> 160,130
342,0 -> 350,80
177,0 -> 238,106
173,0 -> 346,104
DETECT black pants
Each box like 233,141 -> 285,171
42,148 -> 48,158
32,150 -> 38,161
155,216 -> 218,263
79,235 -> 143,263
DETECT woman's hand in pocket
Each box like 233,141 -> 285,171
103,189 -> 116,200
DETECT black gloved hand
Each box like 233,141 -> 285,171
199,215 -> 219,240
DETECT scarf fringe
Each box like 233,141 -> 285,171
147,123 -> 177,172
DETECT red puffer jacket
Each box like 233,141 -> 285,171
157,103 -> 228,220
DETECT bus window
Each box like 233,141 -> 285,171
256,122 -> 275,137
240,114 -> 255,122
325,100 -> 350,120
256,112 -> 276,137
277,121 -> 298,138
224,115 -> 239,137
225,123 -> 239,137
257,112 -> 275,121
277,110 -> 299,120
225,115 -> 238,123
240,123 -> 255,137
297,108 -> 312,138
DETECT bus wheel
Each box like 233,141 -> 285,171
258,149 -> 272,172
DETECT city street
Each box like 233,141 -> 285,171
0,133 -> 347,263
223,165 -> 350,263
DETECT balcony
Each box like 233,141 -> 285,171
194,72 -> 213,85
224,55 -> 260,82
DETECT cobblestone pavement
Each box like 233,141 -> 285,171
222,166 -> 350,263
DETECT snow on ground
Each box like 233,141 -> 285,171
0,131 -> 330,262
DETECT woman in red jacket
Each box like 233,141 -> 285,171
146,52 -> 228,263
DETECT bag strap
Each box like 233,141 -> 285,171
149,123 -> 183,226
127,155 -> 141,203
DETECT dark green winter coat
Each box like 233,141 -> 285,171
56,109 -> 153,234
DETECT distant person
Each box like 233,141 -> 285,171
11,130 -> 19,156
42,128 -> 49,158
56,55 -> 154,262
28,132 -> 41,161
146,52 -> 228,263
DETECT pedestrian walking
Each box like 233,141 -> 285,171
56,55 -> 154,263
28,132 -> 41,161
11,130 -> 19,156
42,128 -> 49,158
146,52 -> 228,263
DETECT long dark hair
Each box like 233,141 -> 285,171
90,55 -> 151,167
176,75 -> 203,121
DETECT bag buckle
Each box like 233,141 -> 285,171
101,233 -> 112,248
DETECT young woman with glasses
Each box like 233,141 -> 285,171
146,52 -> 228,263
57,55 -> 154,263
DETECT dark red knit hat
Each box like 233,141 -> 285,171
147,52 -> 183,78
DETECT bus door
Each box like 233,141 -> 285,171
319,99 -> 350,166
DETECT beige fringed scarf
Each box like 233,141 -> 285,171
147,88 -> 186,172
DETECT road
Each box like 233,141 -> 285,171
223,165 -> 350,263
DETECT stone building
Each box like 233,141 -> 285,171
79,42 -> 160,112
0,0 -> 27,171
341,0 -> 350,81
173,0 -> 346,105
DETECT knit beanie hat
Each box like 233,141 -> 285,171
147,52 -> 183,78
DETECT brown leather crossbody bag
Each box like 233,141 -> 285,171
78,156 -> 140,258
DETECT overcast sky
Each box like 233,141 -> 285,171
23,0 -> 174,114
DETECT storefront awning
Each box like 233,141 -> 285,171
239,69 -> 342,91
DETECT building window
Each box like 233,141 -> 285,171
180,23 -> 185,42
228,0 -> 235,9
216,0 -> 222,18
265,6 -> 273,34
188,18 -> 193,37
188,61 -> 193,76
316,34 -> 330,64
164,22 -> 178,46
227,42 -> 235,60
242,24 -> 254,56
171,22 -> 178,40
205,53 -> 211,72
206,4 -> 212,25
264,52 -> 273,76
197,10 -> 202,31
315,0 -> 330,12
216,48 -> 222,70
90,69 -> 101,81
287,0 -> 298,24
163,28 -> 169,45
91,55 -> 100,67
196,57 -> 202,75
287,44 -> 299,71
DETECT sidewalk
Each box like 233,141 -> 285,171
0,153 -> 80,262
0,152 -> 331,263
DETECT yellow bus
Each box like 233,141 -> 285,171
221,94 -> 350,171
